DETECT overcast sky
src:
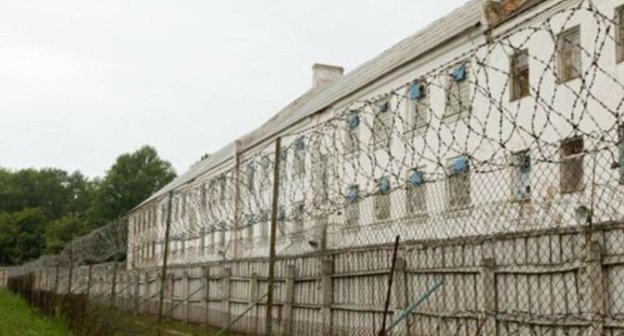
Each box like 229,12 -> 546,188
0,0 -> 468,178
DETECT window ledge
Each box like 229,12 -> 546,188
341,225 -> 361,234
510,94 -> 530,103
442,111 -> 470,124
344,150 -> 360,158
407,212 -> 429,223
556,75 -> 581,85
372,142 -> 391,151
443,205 -> 472,218
404,125 -> 429,137
559,186 -> 585,195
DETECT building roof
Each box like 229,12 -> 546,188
132,0 -> 482,212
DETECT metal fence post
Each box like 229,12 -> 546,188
264,137 -> 281,336
157,191 -> 174,336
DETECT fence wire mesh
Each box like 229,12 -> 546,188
6,0 -> 624,335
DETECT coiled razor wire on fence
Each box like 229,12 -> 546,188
8,0 -> 624,335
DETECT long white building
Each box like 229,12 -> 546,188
127,0 -> 624,270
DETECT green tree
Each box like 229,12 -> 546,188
89,145 -> 176,226
0,208 -> 46,265
44,214 -> 92,254
0,168 -> 94,219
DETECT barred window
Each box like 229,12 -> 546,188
512,151 -> 531,200
181,193 -> 187,218
445,64 -> 471,119
199,228 -> 206,253
375,177 -> 391,220
617,6 -> 624,63
511,50 -> 530,100
560,137 -> 584,193
246,164 -> 255,193
161,203 -> 167,226
406,169 -> 427,214
373,98 -> 393,147
245,214 -> 254,243
200,183 -> 207,208
219,229 -> 226,248
294,137 -> 306,176
279,147 -> 288,186
261,210 -> 270,239
261,155 -> 272,191
619,125 -> 624,181
407,82 -> 429,130
346,185 -> 360,226
557,27 -> 581,82
208,180 -> 216,206
292,202 -> 305,238
219,176 -> 227,202
345,110 -> 361,154
277,206 -> 286,237
209,228 -> 215,249
446,156 -> 471,209
315,153 -> 332,203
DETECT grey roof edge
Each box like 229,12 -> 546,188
131,141 -> 237,212
238,0 -> 482,152
129,0 -> 482,215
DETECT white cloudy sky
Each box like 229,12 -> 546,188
0,0 -> 468,178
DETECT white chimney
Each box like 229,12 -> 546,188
312,63 -> 344,89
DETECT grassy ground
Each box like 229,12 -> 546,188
0,289 -> 72,336
113,313 -> 243,336
84,304 -> 242,336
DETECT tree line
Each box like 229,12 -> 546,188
0,145 -> 176,266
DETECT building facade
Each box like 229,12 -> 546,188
127,0 -> 624,270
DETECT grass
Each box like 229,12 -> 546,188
84,304 -> 242,336
0,289 -> 72,336
113,313 -> 243,336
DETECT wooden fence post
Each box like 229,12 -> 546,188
168,273 -> 175,321
132,271 -> 139,315
202,267 -> 210,329
248,272 -> 259,334
145,271 -> 152,315
479,256 -> 496,335
281,265 -> 295,335
321,258 -> 333,335
183,271 -> 190,324
392,257 -> 409,335
583,239 -> 604,336
221,267 -> 231,325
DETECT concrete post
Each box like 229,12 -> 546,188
583,239 -> 604,336
281,265 -> 296,335
321,258 -> 333,335
221,267 -> 231,325
479,257 -> 496,335
248,272 -> 259,334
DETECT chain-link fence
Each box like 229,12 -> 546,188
7,0 -> 624,335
